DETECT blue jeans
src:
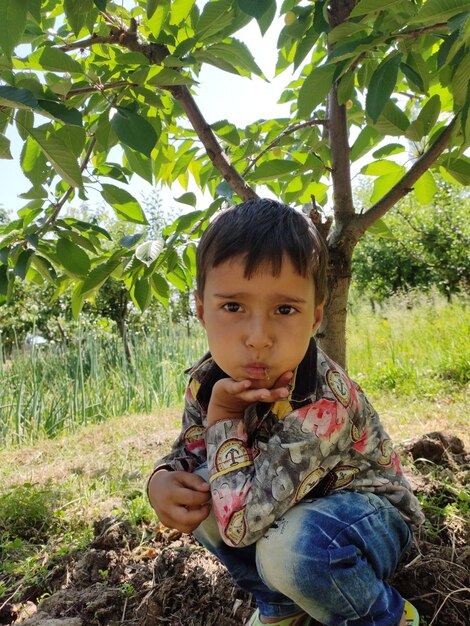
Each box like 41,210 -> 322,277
193,466 -> 412,626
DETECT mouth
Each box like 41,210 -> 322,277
244,363 -> 270,380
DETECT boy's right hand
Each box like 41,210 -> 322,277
147,470 -> 211,534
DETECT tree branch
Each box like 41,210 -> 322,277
171,85 -> 257,201
65,81 -> 136,99
391,22 -> 448,40
60,23 -> 257,201
355,115 -> 459,234
242,118 -> 329,177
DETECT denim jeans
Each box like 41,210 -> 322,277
193,465 -> 412,626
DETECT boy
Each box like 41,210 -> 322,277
147,199 -> 423,626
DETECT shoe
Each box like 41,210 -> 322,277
245,608 -> 312,626
403,600 -> 419,626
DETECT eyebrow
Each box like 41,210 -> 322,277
213,292 -> 308,303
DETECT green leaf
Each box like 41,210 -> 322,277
115,51 -> 150,66
20,135 -> 48,185
372,143 -> 405,159
0,85 -> 38,109
147,1 -> 169,38
247,159 -> 300,182
37,100 -> 82,126
362,160 -> 405,176
350,0 -> 405,17
441,156 -> 470,184
101,184 -> 148,224
56,238 -> 90,277
0,0 -> 27,57
151,273 -> 170,306
111,108 -> 158,157
64,0 -> 94,36
366,53 -> 402,123
29,125 -> 83,188
413,170 -> 438,204
123,146 -> 153,184
76,259 -> 119,299
298,64 -> 336,117
0,265 -> 9,297
406,94 -> 441,141
412,0 -> 470,24
146,67 -> 195,86
196,0 -> 236,40
147,0 -> 159,19
370,171 -> 404,204
170,0 -> 196,25
14,249 -> 34,279
367,219 -> 394,239
133,277 -> 151,311
15,109 -> 34,140
350,126 -> 382,162
56,125 -> 86,157
237,0 -> 274,19
36,47 -> 84,74
94,0 -> 107,9
174,192 -> 197,206
204,39 -> 264,77
374,101 -> 410,136
0,134 -> 13,159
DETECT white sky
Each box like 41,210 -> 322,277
1,15 -> 292,215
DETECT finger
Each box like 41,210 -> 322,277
272,370 -> 294,389
175,486 -> 211,508
171,503 -> 212,533
176,471 -> 210,492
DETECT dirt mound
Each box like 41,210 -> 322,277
3,432 -> 469,626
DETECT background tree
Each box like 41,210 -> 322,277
352,178 -> 470,302
1,0 -> 469,366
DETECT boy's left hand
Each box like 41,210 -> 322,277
206,371 -> 293,426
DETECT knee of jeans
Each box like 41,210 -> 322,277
256,530 -> 304,595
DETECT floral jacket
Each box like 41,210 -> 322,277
152,339 -> 424,547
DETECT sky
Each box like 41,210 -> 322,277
1,14 -> 292,216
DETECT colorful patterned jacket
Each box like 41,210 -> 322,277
153,339 -> 424,547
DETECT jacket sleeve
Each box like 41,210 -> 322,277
152,380 -> 207,474
205,391 -> 356,547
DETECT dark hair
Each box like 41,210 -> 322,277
196,198 -> 328,304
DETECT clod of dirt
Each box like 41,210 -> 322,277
19,613 -> 82,626
403,431 -> 467,465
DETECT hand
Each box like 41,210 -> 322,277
207,370 -> 293,426
147,470 -> 211,533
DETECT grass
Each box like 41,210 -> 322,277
0,294 -> 468,622
347,294 -> 470,396
0,323 -> 207,445
0,294 -> 468,447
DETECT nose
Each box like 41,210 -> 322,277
245,315 -> 273,349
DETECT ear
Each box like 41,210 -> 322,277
312,302 -> 324,335
194,290 -> 206,327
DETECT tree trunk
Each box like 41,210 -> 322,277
318,240 -> 354,369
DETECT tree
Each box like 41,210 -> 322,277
352,179 -> 470,302
1,0 -> 469,367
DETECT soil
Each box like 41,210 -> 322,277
2,432 -> 469,626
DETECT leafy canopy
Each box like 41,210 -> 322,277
0,0 -> 469,317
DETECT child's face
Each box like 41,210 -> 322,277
195,255 -> 324,389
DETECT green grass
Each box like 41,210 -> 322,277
347,294 -> 469,396
0,322 -> 207,445
0,294 -> 468,445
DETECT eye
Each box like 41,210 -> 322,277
277,304 -> 296,315
223,302 -> 242,312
